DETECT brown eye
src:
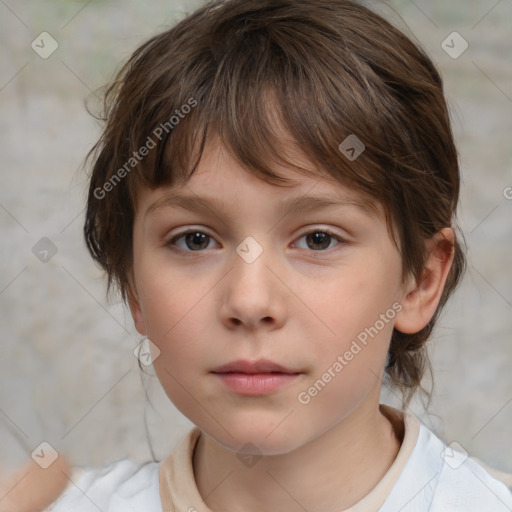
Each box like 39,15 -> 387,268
306,232 -> 332,250
295,230 -> 342,251
168,231 -> 215,252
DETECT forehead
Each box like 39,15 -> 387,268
139,136 -> 382,220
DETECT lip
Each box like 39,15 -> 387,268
211,358 -> 300,374
210,359 -> 302,395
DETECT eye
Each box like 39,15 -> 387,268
294,229 -> 343,251
166,228 -> 344,255
167,230 -> 218,252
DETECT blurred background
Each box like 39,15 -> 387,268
1,0 -> 511,474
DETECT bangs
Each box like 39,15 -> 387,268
116,4 -> 399,207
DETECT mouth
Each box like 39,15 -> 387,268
210,358 -> 301,375
210,359 -> 302,395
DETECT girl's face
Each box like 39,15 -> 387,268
129,136 -> 409,455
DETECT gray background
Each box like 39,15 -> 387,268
1,0 -> 511,474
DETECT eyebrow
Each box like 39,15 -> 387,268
145,192 -> 374,219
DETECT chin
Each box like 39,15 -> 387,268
201,416 -> 310,457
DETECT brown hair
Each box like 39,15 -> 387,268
84,0 -> 466,405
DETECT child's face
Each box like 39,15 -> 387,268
130,136 -> 409,454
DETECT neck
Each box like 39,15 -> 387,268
193,403 -> 402,512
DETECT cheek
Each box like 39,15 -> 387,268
136,257 -> 201,338
293,273 -> 396,425
307,259 -> 398,331
136,267 -> 214,371
297,255 -> 400,370
148,300 -> 216,426
140,275 -> 212,415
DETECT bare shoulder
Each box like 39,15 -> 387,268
0,456 -> 71,512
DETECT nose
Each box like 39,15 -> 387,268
219,242 -> 287,331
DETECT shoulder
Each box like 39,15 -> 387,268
385,418 -> 512,511
430,448 -> 512,511
45,459 -> 162,512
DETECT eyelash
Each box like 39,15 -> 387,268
165,228 -> 345,256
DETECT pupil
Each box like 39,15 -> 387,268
308,232 -> 330,250
186,232 -> 209,250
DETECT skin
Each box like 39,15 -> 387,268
129,135 -> 454,512
0,457 -> 71,512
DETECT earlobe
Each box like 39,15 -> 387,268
394,228 -> 455,334
127,282 -> 147,336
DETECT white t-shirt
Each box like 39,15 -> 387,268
46,406 -> 512,511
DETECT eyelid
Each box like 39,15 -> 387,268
167,226 -> 215,239
294,226 -> 347,241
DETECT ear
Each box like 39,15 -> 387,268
127,274 -> 147,336
394,228 -> 455,334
